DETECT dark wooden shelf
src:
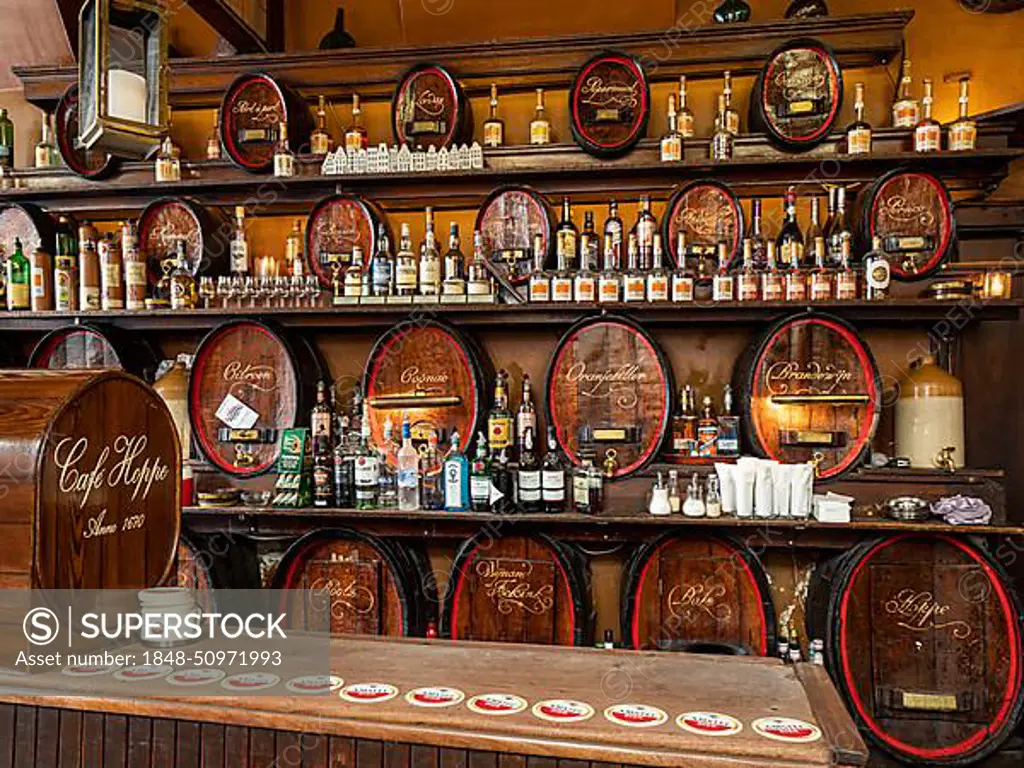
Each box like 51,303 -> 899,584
12,11 -> 912,109
0,298 -> 1019,332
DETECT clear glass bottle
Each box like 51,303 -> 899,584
442,430 -> 470,512
310,95 -> 333,155
285,218 -> 304,277
660,94 -> 683,162
273,121 -> 296,177
345,93 -> 369,152
829,187 -> 850,268
5,238 -> 29,310
834,232 -> 859,300
470,433 -> 491,512
949,76 -> 977,151
516,373 -> 538,456
34,111 -> 57,168
705,475 -> 722,518
777,187 -> 804,269
354,408 -> 379,510
598,232 -> 621,303
647,233 -> 669,302
517,427 -> 542,513
914,78 -> 942,153
575,211 -> 598,302
553,199 -> 576,302
420,434 -> 444,511
747,198 -> 767,270
377,417 -> 398,508
370,224 -> 394,297
394,222 -> 418,296
155,134 -> 181,183
809,235 -> 833,302
667,470 -> 681,514
738,239 -> 760,302
206,109 -> 222,160
419,207 -> 441,296
678,75 -> 696,138
604,200 -> 624,269
397,415 -> 420,511
344,245 -> 365,298
634,196 -> 657,270
846,83 -> 872,155
542,425 -> 567,514
697,396 -> 719,457
804,195 -> 822,264
682,474 -> 706,518
761,241 -> 784,302
671,231 -> 695,303
530,88 -> 551,145
528,231 -> 551,303
483,84 -> 505,148
722,71 -> 740,136
712,241 -> 734,301
717,385 -> 740,457
711,94 -> 733,161
623,233 -> 646,302
230,206 -> 249,276
784,242 -> 808,302
864,236 -> 891,301
169,240 -> 197,310
892,58 -> 919,129
442,223 -> 466,296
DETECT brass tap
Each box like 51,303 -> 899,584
934,446 -> 957,474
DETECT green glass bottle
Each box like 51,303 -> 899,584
6,238 -> 30,310
0,109 -> 14,170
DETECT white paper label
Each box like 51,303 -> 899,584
215,393 -> 260,430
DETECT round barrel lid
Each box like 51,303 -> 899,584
305,193 -> 384,287
138,197 -> 206,289
54,84 -> 118,180
220,73 -> 292,172
391,63 -> 468,149
569,51 -> 650,157
0,202 -> 55,257
475,185 -> 553,284
662,181 -> 744,271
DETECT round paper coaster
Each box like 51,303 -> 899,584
752,716 -> 822,743
62,664 -> 119,678
114,665 -> 174,682
339,682 -> 400,703
165,668 -> 226,687
531,699 -> 595,723
466,693 -> 529,716
603,703 -> 669,728
677,711 -> 743,737
405,686 -> 466,708
285,675 -> 345,694
221,672 -> 281,692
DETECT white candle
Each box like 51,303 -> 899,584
108,69 -> 148,123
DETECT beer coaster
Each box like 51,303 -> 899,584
221,672 -> 281,692
531,699 -> 595,723
405,686 -> 466,708
752,716 -> 822,743
677,711 -> 743,737
0,667 -> 29,678
285,675 -> 345,694
466,693 -> 528,716
339,682 -> 399,703
114,665 -> 174,682
62,664 -> 119,677
165,668 -> 226,687
603,703 -> 669,728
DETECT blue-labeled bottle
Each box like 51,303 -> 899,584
443,429 -> 470,512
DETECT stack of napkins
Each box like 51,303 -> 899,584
813,492 -> 855,523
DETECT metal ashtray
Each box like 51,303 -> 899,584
240,490 -> 273,507
887,496 -> 931,521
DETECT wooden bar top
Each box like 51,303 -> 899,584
0,636 -> 867,767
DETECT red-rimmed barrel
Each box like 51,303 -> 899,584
749,38 -> 843,151
219,72 -> 312,173
138,197 -> 227,291
569,51 -> 650,158
442,530 -> 592,646
271,528 -> 436,637
0,202 -> 55,257
545,315 -> 672,479
854,169 -> 956,280
362,319 -> 487,459
475,184 -> 553,283
621,530 -> 776,655
304,193 -> 388,288
662,180 -> 744,270
28,323 -> 158,381
739,311 -> 880,480
806,533 -> 1024,765
391,63 -> 471,150
54,84 -> 119,180
188,319 -> 323,477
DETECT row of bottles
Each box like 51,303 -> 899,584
668,385 -> 740,459
892,63 -> 977,153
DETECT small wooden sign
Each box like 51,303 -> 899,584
391,63 -> 470,149
569,51 -> 650,157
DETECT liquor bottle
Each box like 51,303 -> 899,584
846,83 -> 872,155
370,224 -> 394,297
722,71 -> 740,136
678,75 -> 696,139
5,238 -> 29,310
121,222 -> 143,312
573,455 -> 597,515
490,448 -> 512,514
517,427 -> 542,513
311,382 -> 334,507
319,7 -> 356,48
311,379 -> 333,443
310,95 -> 333,156
711,242 -> 734,301
443,430 -> 471,512
78,221 -> 101,311
804,195 -> 823,265
442,223 -> 466,296
516,374 -> 538,455
34,112 -> 57,168
604,200 -> 624,266
230,206 -> 249,276
98,234 -> 124,310
420,434 -> 444,511
647,233 -> 669,301
671,231 -> 695,303
313,444 -> 333,509
776,187 -> 804,269
634,196 -> 657,270
556,197 -> 578,266
155,134 -> 181,183
467,230 -> 492,298
397,416 -> 420,511
528,232 -> 551,303
834,232 -> 858,300
345,94 -> 369,152
737,239 -> 760,302
377,417 -> 398,508
660,94 -> 683,162
483,84 -> 504,148
54,216 -> 78,311
530,88 -> 551,145
717,385 -> 740,457
344,246 -> 365,298
747,198 -> 767,270
354,410 -> 379,510
671,387 -> 688,455
761,241 -> 784,302
892,59 -> 919,129
488,370 -> 514,453
622,233 -> 646,303
0,108 -> 14,170
419,208 -> 442,296
273,121 -> 296,177
711,94 -> 733,161
914,78 -> 942,153
333,431 -> 355,508
598,232 -> 621,304
784,242 -> 808,302
809,236 -> 832,302
470,433 -> 491,512
28,243 -> 52,311
170,240 -> 197,310
864,236 -> 891,300
206,110 -> 222,160
949,77 -> 977,151
829,187 -> 850,268
282,218 -> 303,277
542,425 -> 567,514
574,211 -> 598,302
393,222 -> 418,297
668,470 -> 681,513
697,395 -> 719,457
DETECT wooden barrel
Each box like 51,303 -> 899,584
271,528 -> 436,637
441,530 -> 592,646
569,51 -> 650,158
305,193 -> 388,287
177,532 -> 262,611
749,38 -> 843,151
28,323 -> 158,381
806,533 -> 1024,765
188,319 -> 324,476
363,319 -> 487,458
391,63 -> 472,150
739,311 -> 880,480
0,370 -> 180,590
853,169 -> 956,280
545,315 -> 672,479
219,72 -> 312,172
621,530 -> 776,655
138,197 -> 227,291
0,202 -> 55,257
662,180 -> 744,270
475,185 -> 553,283
54,84 -> 118,180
